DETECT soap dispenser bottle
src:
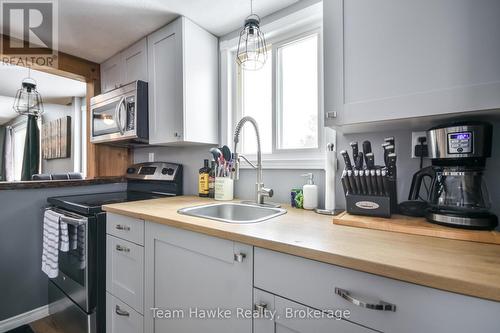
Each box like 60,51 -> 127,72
302,173 -> 318,210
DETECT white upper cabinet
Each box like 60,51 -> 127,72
100,37 -> 148,93
101,52 -> 124,93
147,17 -> 218,145
123,38 -> 148,84
324,0 -> 500,127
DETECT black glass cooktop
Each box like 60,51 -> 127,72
48,191 -> 174,215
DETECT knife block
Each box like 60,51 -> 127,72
344,178 -> 397,218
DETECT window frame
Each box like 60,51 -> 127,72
231,25 -> 327,169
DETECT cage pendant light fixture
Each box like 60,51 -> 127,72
236,0 -> 268,71
13,68 -> 44,117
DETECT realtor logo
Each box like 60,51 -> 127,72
1,0 -> 58,67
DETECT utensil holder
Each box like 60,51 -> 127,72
215,178 -> 234,201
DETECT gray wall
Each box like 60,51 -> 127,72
134,119 -> 499,221
0,182 -> 126,321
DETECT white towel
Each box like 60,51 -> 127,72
41,210 -> 63,278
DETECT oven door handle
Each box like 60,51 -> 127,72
115,97 -> 126,135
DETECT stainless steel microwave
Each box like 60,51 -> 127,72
90,80 -> 148,144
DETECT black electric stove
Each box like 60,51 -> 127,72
45,162 -> 182,333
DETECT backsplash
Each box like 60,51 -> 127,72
133,119 -> 499,219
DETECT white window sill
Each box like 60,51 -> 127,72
238,155 -> 326,170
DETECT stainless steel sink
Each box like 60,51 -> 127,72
178,202 -> 287,224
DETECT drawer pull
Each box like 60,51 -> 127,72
116,244 -> 130,253
335,287 -> 396,312
115,305 -> 130,317
234,253 -> 246,263
254,303 -> 268,316
116,224 -> 130,231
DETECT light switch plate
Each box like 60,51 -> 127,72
411,131 -> 427,158
148,152 -> 155,162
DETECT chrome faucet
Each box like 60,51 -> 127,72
232,116 -> 275,206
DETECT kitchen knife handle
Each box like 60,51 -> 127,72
347,170 -> 358,195
382,169 -> 391,197
350,141 -> 359,161
370,169 -> 378,196
340,150 -> 353,170
365,170 -> 373,195
359,170 -> 368,195
365,153 -> 375,170
362,140 -> 372,155
354,170 -> 362,195
376,169 -> 384,196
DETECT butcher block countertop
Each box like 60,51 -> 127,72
103,196 -> 500,302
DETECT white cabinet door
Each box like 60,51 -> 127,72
144,222 -> 253,333
254,289 -> 375,333
324,0 -> 500,127
123,38 -> 148,84
106,292 -> 144,333
101,53 -> 124,93
106,235 -> 144,314
147,19 -> 183,145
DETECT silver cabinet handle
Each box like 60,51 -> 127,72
115,224 -> 130,231
116,244 -> 130,253
335,288 -> 396,312
254,303 -> 268,316
115,305 -> 130,317
234,253 -> 246,263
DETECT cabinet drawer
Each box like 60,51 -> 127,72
106,292 -> 143,333
106,235 -> 144,313
254,248 -> 500,333
107,213 -> 144,246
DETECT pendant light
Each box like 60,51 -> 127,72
13,68 -> 44,117
236,0 -> 268,71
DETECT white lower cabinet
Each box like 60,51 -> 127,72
106,292 -> 144,333
254,247 -> 500,333
254,288 -> 375,333
144,222 -> 253,333
106,235 -> 144,313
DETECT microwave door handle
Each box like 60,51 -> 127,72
114,97 -> 125,135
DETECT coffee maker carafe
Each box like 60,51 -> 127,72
409,121 -> 497,229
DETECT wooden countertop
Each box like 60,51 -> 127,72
103,196 -> 500,302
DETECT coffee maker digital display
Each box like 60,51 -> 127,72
409,121 -> 497,230
448,131 -> 473,154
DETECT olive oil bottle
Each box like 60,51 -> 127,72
198,159 -> 210,197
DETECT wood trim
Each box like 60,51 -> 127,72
1,33 -> 131,178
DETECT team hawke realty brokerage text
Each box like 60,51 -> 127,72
151,307 -> 351,321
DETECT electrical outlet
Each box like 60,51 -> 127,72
148,152 -> 155,162
411,131 -> 427,158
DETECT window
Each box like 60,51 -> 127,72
277,34 -> 319,150
234,30 -> 323,165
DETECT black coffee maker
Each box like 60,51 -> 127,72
409,121 -> 497,229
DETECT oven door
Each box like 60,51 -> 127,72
90,88 -> 138,144
50,211 -> 97,313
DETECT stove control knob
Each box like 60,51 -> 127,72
167,168 -> 175,176
161,168 -> 169,175
126,168 -> 136,174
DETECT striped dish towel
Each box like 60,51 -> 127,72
41,210 -> 63,278
62,216 -> 87,269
